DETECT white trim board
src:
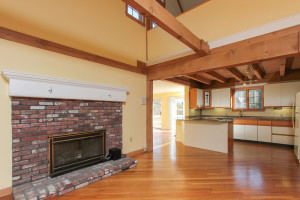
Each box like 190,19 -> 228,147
2,71 -> 130,102
147,13 -> 300,65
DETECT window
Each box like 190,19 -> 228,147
233,87 -> 264,111
126,5 -> 145,26
147,0 -> 165,30
153,99 -> 162,128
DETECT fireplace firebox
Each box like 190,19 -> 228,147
49,130 -> 106,177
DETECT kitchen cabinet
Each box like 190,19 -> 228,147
233,125 -> 245,140
212,89 -> 220,108
211,88 -> 231,108
233,119 -> 293,145
264,82 -> 300,107
244,125 -> 257,141
258,126 -> 271,142
189,88 -> 203,109
272,135 -> 294,145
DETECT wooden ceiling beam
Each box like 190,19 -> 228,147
0,27 -> 146,75
279,59 -> 287,77
224,68 -> 244,82
204,71 -> 227,83
165,77 -> 202,88
147,32 -> 300,80
122,0 -> 209,55
177,0 -> 184,13
252,63 -> 264,79
185,74 -> 212,85
201,69 -> 300,89
285,57 -> 295,71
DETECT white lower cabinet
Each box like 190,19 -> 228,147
233,125 -> 245,140
272,135 -> 294,145
234,121 -> 293,145
271,126 -> 294,145
258,126 -> 272,142
244,125 -> 257,141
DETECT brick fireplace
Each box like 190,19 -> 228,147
11,97 -> 123,186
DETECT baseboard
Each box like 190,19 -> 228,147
126,148 -> 145,157
0,187 -> 12,198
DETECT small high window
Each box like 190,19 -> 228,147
126,5 -> 145,26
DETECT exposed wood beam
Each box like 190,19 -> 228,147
185,74 -> 212,85
148,53 -> 200,69
224,68 -> 244,82
279,59 -> 287,77
165,77 -> 202,88
285,57 -> 295,71
201,69 -> 300,89
122,0 -> 209,55
204,71 -> 227,83
147,32 -> 300,80
137,60 -> 147,74
0,27 -> 146,75
177,0 -> 184,13
252,63 -> 264,79
211,25 -> 300,54
146,80 -> 153,152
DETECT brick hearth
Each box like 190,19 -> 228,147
11,97 -> 123,186
13,157 -> 137,200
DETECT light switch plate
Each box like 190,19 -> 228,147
141,97 -> 146,105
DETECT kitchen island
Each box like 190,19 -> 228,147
176,117 -> 233,153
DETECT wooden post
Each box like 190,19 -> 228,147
146,80 -> 153,152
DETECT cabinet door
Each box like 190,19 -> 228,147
244,125 -> 257,141
234,125 -> 245,140
272,135 -> 294,145
197,89 -> 203,107
258,125 -> 271,142
220,88 -> 231,108
272,127 -> 294,135
264,84 -> 280,107
212,89 -> 220,107
280,82 -> 300,106
189,88 -> 197,109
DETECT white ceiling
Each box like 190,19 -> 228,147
153,80 -> 184,94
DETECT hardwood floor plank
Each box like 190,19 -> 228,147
58,141 -> 300,199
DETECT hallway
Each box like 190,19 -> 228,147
153,128 -> 175,147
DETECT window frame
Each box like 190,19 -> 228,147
146,0 -> 165,30
232,86 -> 264,111
126,4 -> 145,26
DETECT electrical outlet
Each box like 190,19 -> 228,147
130,137 -> 133,142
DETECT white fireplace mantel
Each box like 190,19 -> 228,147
2,70 -> 130,102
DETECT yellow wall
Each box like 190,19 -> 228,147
0,1 -> 147,189
153,91 -> 184,129
0,0 -> 146,65
0,36 -> 146,190
148,0 -> 300,60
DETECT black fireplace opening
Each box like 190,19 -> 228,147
49,130 -> 106,177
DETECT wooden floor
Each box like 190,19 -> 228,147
58,141 -> 300,200
153,128 -> 174,147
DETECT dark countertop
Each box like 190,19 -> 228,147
179,115 -> 292,121
178,116 -> 234,123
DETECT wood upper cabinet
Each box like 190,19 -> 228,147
211,88 -> 231,108
189,88 -> 203,109
264,82 -> 300,107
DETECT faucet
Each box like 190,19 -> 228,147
240,110 -> 243,117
